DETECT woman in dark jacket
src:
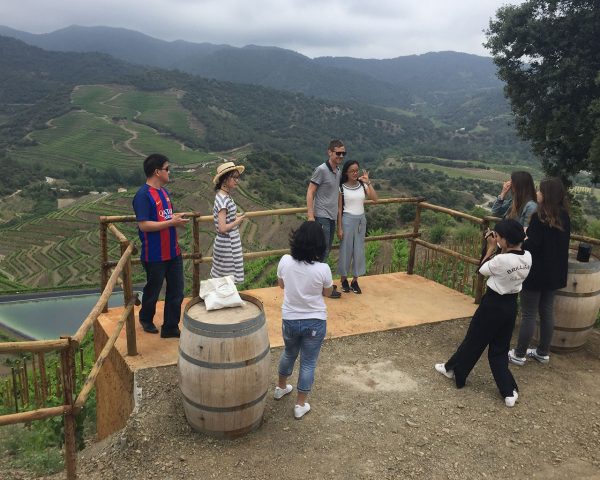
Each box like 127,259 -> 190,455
508,177 -> 571,366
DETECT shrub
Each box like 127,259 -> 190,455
428,224 -> 447,244
453,224 -> 481,244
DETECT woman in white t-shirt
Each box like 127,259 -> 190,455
274,221 -> 334,419
435,219 -> 532,407
336,160 -> 378,294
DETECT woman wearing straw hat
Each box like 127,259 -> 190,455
211,162 -> 246,283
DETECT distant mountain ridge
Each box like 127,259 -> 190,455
313,52 -> 502,94
0,25 -> 503,115
0,34 -> 532,177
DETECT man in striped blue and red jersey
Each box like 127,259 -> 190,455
133,154 -> 189,338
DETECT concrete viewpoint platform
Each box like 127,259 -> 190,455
94,272 -> 477,437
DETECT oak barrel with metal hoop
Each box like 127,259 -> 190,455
549,252 -> 600,352
178,294 -> 270,438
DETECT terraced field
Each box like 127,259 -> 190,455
381,156 -> 543,183
73,85 -> 203,143
9,85 -> 220,172
0,160 -> 304,293
0,193 -> 134,290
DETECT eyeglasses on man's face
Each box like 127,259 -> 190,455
158,166 -> 170,172
335,151 -> 347,157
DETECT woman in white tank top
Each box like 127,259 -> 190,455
336,160 -> 378,294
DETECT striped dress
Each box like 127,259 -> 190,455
210,192 -> 244,283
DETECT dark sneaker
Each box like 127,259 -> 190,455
527,348 -> 550,364
350,279 -> 362,294
160,327 -> 181,338
341,279 -> 351,293
140,321 -> 158,334
508,349 -> 526,366
329,285 -> 342,299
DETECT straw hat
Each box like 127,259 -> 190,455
212,161 -> 245,185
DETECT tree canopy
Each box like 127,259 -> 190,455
485,0 -> 600,183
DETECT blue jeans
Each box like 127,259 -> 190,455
140,255 -> 184,331
315,217 -> 335,261
278,319 -> 326,393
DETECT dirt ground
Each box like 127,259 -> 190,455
9,319 -> 600,479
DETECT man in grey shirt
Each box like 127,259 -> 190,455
306,139 -> 345,298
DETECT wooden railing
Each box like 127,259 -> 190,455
0,229 -> 139,479
2,196 -> 599,479
97,197 -> 497,305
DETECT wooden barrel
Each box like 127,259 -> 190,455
549,252 -> 600,352
178,293 -> 270,438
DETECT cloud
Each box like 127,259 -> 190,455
1,0 -> 526,58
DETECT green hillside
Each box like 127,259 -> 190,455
9,86 -> 219,178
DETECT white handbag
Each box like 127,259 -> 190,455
199,276 -> 244,311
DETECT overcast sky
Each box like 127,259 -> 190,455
2,0 -> 526,59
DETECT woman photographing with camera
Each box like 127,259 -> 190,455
435,219 -> 531,407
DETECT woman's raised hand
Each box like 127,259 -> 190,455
358,169 -> 370,183
500,180 -> 512,199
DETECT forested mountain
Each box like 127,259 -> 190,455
0,25 -> 411,107
1,34 -> 532,168
0,25 -> 507,121
313,52 -> 502,94
0,35 -> 145,149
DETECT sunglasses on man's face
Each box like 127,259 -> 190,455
335,151 -> 347,157
158,166 -> 170,172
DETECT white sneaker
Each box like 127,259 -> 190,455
294,402 -> 311,419
526,348 -> 550,364
505,389 -> 519,407
274,384 -> 293,400
434,363 -> 454,379
508,349 -> 526,366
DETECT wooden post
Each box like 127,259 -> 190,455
192,218 -> 201,298
79,348 -> 85,382
61,338 -> 77,480
56,365 -> 62,398
17,364 -> 26,407
31,354 -> 40,408
5,379 -> 12,409
121,242 -> 138,356
11,366 -> 19,413
21,361 -> 30,406
38,353 -> 47,406
100,221 -> 109,314
407,202 -> 422,274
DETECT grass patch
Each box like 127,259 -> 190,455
0,333 -> 96,477
0,424 -> 64,476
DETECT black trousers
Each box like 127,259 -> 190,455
139,255 -> 184,331
445,289 -> 518,398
